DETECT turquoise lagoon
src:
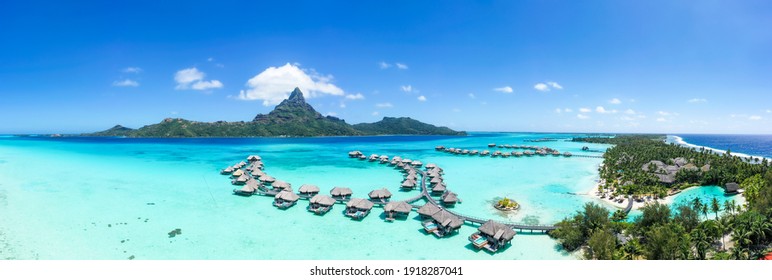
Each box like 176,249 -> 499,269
0,133 -> 739,260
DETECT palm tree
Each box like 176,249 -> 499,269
692,197 -> 703,213
622,239 -> 643,260
691,228 -> 711,260
711,198 -> 721,220
701,204 -> 709,220
723,200 -> 734,216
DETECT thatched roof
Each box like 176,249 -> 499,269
417,203 -> 441,216
432,183 -> 446,192
330,187 -> 353,196
274,190 -> 300,202
478,220 -> 516,242
368,188 -> 392,199
442,192 -> 458,203
412,161 -> 423,166
431,210 -> 462,229
245,179 -> 260,189
231,169 -> 244,177
701,164 -> 711,172
272,180 -> 291,189
251,169 -> 265,177
425,163 -> 437,169
235,174 -> 249,183
430,177 -> 443,184
642,160 -> 667,172
673,157 -> 688,167
401,180 -> 416,187
384,201 -> 412,213
258,175 -> 276,183
346,198 -> 374,210
222,167 -> 234,173
310,194 -> 336,206
239,183 -> 257,193
405,174 -> 418,181
298,184 -> 320,194
247,155 -> 261,161
725,182 -> 740,193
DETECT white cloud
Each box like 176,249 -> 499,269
579,108 -> 592,113
555,108 -> 562,113
191,80 -> 223,90
688,98 -> 707,103
417,95 -> 427,102
620,116 -> 635,121
112,79 -> 139,87
375,103 -> 393,108
767,109 -> 772,113
326,112 -> 337,117
175,67 -> 223,91
624,109 -> 636,115
401,85 -> 413,92
379,62 -> 391,69
657,111 -> 672,116
656,117 -> 667,122
372,111 -> 380,116
564,108 -> 573,113
237,63 -> 343,105
577,114 -> 590,120
749,115 -> 762,121
493,86 -> 513,93
395,63 -> 408,69
468,93 -> 476,99
339,102 -> 346,108
596,106 -> 618,114
547,82 -> 562,90
609,98 -> 621,104
534,83 -> 549,92
345,93 -> 365,100
123,67 -> 142,73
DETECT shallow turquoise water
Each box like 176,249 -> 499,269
0,133 -> 739,259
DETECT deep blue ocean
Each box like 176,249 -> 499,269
678,134 -> 772,158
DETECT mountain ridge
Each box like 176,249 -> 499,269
85,87 -> 466,137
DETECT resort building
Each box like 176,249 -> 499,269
469,220 -> 517,253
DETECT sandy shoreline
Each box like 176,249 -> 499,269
670,135 -> 771,162
583,181 -> 747,212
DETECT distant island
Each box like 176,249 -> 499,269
86,87 -> 466,137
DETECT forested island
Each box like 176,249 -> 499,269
85,88 -> 466,137
550,135 -> 772,260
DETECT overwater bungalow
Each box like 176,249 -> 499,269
501,153 -> 510,158
425,210 -> 463,237
368,188 -> 393,202
504,144 -> 512,148
250,169 -> 265,177
441,192 -> 459,206
330,187 -> 353,200
425,163 -> 437,170
431,183 -> 447,195
412,160 -> 423,167
435,146 -> 445,151
563,152 -> 572,157
307,195 -> 336,215
345,198 -> 375,220
348,151 -> 363,158
383,201 -> 412,221
405,174 -> 418,182
401,179 -> 417,190
273,190 -> 300,209
237,161 -> 247,168
513,152 -> 523,157
298,184 -> 321,198
417,203 -> 441,219
470,150 -> 479,155
524,151 -> 534,156
368,154 -> 379,161
492,151 -> 502,157
430,177 -> 443,185
258,175 -> 276,184
231,169 -> 244,177
481,150 -> 490,156
487,143 -> 496,147
233,179 -> 260,196
469,220 -> 516,253
247,155 -> 261,162
358,154 -> 367,160
461,149 -> 469,155
232,174 -> 249,185
221,166 -> 234,175
271,180 -> 291,191
246,161 -> 263,171
552,150 -> 561,156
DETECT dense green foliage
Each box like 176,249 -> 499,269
575,135 -> 770,199
353,117 -> 465,136
84,88 -> 465,137
553,134 -> 772,259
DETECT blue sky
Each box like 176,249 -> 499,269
1,1 -> 771,134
